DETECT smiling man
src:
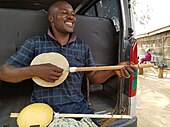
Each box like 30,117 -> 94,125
0,1 -> 136,126
48,1 -> 76,45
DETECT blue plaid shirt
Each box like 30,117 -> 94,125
6,33 -> 95,113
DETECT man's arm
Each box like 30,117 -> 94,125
86,63 -> 136,84
85,70 -> 116,84
0,64 -> 63,83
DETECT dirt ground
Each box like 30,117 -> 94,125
136,71 -> 170,127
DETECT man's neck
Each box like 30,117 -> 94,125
51,27 -> 70,46
54,33 -> 70,46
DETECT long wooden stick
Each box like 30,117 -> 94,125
69,64 -> 154,72
10,113 -> 132,119
54,113 -> 132,119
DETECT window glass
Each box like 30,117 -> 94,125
84,6 -> 96,17
85,0 -> 120,31
96,0 -> 118,18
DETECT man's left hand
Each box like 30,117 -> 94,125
114,62 -> 137,78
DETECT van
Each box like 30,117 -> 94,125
0,0 -> 138,126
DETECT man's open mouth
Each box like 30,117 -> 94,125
65,21 -> 73,28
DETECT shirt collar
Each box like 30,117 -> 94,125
47,27 -> 77,43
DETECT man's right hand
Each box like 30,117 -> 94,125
31,63 -> 63,83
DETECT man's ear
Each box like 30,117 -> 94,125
48,15 -> 54,23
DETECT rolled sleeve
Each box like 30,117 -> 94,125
85,46 -> 95,67
6,39 -> 35,67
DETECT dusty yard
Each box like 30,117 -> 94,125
136,73 -> 170,127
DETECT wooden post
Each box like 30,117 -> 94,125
158,68 -> 164,78
138,68 -> 143,75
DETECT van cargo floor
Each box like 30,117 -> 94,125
89,91 -> 116,112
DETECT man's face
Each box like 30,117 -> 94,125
51,3 -> 76,33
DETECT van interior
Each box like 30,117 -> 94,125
0,1 -> 121,126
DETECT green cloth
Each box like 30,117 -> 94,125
48,117 -> 98,127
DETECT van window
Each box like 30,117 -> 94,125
85,0 -> 120,31
84,6 -> 96,17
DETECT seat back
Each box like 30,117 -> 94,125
75,15 -> 118,66
75,15 -> 119,102
0,8 -> 49,126
0,8 -> 49,66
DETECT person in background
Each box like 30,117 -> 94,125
0,1 -> 136,126
140,48 -> 152,64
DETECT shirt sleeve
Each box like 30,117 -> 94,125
85,45 -> 96,67
6,39 -> 35,67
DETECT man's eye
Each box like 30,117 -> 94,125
61,11 -> 68,15
72,13 -> 75,16
59,11 -> 75,17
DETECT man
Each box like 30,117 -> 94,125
0,0 -> 135,119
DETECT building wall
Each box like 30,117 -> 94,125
137,30 -> 170,67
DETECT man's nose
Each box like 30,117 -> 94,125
66,14 -> 76,21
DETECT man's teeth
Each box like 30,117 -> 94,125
65,22 -> 73,26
